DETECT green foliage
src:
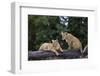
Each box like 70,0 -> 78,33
28,15 -> 88,51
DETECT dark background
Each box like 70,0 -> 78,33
28,15 -> 88,51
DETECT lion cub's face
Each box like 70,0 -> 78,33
52,40 -> 60,49
61,32 -> 70,42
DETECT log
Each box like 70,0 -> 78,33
28,49 -> 83,60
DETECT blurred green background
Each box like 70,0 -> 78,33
28,15 -> 88,51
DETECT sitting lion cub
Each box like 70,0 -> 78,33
39,40 -> 63,55
61,32 -> 82,53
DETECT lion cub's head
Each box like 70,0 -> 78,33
61,32 -> 71,41
52,39 -> 61,50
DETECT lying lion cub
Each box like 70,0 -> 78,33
61,32 -> 82,53
39,40 -> 63,55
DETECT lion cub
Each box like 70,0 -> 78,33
39,40 -> 63,55
61,32 -> 82,53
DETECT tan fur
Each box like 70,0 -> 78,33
39,40 -> 63,55
61,32 -> 82,53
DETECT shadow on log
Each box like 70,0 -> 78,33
28,49 -> 87,60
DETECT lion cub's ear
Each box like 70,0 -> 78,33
52,40 -> 55,43
52,39 -> 58,43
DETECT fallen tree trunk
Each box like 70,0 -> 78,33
28,49 -> 83,60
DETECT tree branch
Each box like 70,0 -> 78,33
28,49 -> 83,60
